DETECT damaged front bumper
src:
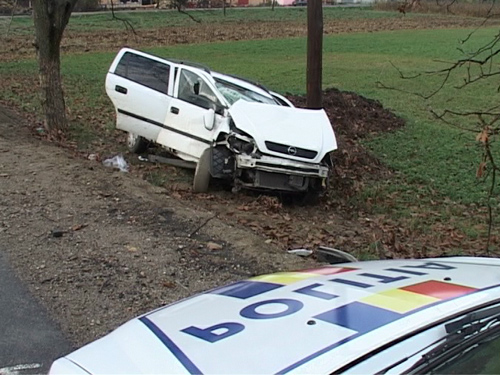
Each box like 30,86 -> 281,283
234,154 -> 329,192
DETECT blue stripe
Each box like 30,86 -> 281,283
276,334 -> 359,374
210,280 -> 283,299
314,302 -> 402,334
139,316 -> 203,375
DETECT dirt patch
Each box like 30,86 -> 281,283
2,15 -> 499,62
288,88 -> 405,196
0,106 -> 318,347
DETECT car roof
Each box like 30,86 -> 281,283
116,48 -> 276,102
65,257 -> 500,374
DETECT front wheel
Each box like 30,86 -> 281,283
127,132 -> 148,154
193,149 -> 212,193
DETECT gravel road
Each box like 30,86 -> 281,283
0,106 -> 315,348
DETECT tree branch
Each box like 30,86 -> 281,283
173,2 -> 202,23
6,0 -> 17,36
110,0 -> 138,36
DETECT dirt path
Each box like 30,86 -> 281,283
0,105 -> 316,347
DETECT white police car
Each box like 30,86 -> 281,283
50,257 -> 500,374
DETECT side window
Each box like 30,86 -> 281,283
178,69 -> 220,109
115,52 -> 170,95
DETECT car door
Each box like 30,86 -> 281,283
157,67 -> 226,162
106,50 -> 174,142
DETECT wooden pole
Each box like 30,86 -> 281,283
306,0 -> 323,109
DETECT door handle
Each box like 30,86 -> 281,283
170,107 -> 179,115
115,85 -> 127,94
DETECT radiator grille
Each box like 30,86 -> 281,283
265,141 -> 317,159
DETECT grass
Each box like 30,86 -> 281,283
375,0 -> 500,18
2,6 -> 416,36
1,20 -> 500,236
141,28 -> 499,206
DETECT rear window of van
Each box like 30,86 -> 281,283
115,52 -> 170,95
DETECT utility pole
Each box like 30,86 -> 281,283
306,0 -> 323,109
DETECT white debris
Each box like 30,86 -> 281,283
102,155 -> 129,172
287,248 -> 313,257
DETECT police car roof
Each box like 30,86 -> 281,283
62,257 -> 500,374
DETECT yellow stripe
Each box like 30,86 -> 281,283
361,289 -> 440,313
250,272 -> 318,285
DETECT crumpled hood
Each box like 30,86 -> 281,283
229,100 -> 337,163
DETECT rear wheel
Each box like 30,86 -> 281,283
193,149 -> 212,193
127,132 -> 148,154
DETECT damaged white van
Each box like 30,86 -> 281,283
106,48 -> 337,194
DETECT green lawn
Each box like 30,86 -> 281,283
1,25 -> 499,213
1,7 -> 403,35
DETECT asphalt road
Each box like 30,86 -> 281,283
0,251 -> 73,374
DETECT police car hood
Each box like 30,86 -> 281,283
229,100 -> 337,163
55,257 -> 500,375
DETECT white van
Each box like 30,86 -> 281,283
105,48 -> 337,194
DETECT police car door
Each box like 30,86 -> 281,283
106,50 -> 174,143
159,67 -> 225,161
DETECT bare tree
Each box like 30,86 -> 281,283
377,2 -> 500,250
33,0 -> 78,139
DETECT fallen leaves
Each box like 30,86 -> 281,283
71,223 -> 88,231
477,161 -> 487,178
206,241 -> 223,251
476,127 -> 490,144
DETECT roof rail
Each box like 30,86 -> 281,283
169,59 -> 211,74
222,73 -> 271,93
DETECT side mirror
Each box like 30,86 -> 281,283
203,108 -> 215,130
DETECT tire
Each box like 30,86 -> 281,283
127,132 -> 148,154
297,178 -> 323,205
193,149 -> 212,193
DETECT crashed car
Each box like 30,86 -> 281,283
50,257 -> 500,374
105,48 -> 337,194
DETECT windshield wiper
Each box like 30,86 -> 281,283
376,303 -> 500,375
404,304 -> 500,374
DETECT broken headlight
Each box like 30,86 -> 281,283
227,133 -> 256,155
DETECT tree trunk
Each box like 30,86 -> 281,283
306,0 -> 323,109
33,0 -> 77,137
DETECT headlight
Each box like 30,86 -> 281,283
227,133 -> 256,155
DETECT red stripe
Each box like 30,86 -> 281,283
402,280 -> 476,300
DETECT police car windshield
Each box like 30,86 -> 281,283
215,78 -> 276,106
429,331 -> 500,374
406,303 -> 500,374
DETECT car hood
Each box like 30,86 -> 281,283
51,257 -> 500,375
229,100 -> 337,163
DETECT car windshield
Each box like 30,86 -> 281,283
215,78 -> 276,106
428,330 -> 500,374
405,303 -> 500,375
